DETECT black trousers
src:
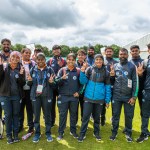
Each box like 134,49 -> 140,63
51,90 -> 58,126
76,94 -> 84,124
80,101 -> 103,136
19,90 -> 34,130
141,90 -> 150,135
111,100 -> 135,136
138,90 -> 143,117
32,96 -> 52,136
0,104 -> 2,119
58,100 -> 78,134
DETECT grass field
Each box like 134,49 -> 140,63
0,102 -> 150,150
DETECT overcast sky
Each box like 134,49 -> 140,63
0,0 -> 150,49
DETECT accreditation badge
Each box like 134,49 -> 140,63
128,79 -> 132,88
36,85 -> 43,94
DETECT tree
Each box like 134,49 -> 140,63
110,44 -> 121,58
35,44 -> 50,57
12,44 -> 26,52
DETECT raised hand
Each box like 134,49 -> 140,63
57,57 -> 63,67
27,74 -> 32,81
73,92 -> 79,98
20,66 -> 24,74
0,57 -> 3,65
110,63 -> 115,76
61,70 -> 69,79
136,62 -> 144,76
80,62 -> 88,72
49,74 -> 55,83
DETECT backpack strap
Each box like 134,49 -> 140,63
49,58 -> 53,66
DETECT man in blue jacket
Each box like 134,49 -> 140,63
110,48 -> 138,142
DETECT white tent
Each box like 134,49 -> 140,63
123,33 -> 150,59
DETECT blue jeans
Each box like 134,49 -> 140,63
0,96 -> 20,137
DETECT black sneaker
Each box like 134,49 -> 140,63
7,137 -> 14,144
110,134 -> 117,141
122,129 -> 127,134
28,128 -> 34,134
70,132 -> 78,138
93,134 -> 101,141
57,133 -> 64,141
125,135 -> 133,142
0,134 -> 3,139
136,133 -> 148,143
78,135 -> 86,143
14,135 -> 20,143
18,126 -> 23,133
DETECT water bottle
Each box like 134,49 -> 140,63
22,132 -> 32,140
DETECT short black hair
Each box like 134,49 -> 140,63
67,53 -> 76,60
105,46 -> 113,52
1,38 -> 11,45
77,49 -> 86,55
88,45 -> 95,51
34,48 -> 43,52
119,48 -> 128,54
147,43 -> 150,49
52,45 -> 61,50
36,52 -> 46,60
130,45 -> 140,51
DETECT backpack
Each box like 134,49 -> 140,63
49,57 -> 65,67
62,67 -> 80,76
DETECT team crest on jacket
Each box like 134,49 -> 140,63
73,76 -> 77,80
15,74 -> 19,78
32,74 -> 35,78
124,71 -> 128,75
116,71 -> 120,76
47,73 -> 50,77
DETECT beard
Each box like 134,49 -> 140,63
3,48 -> 10,52
119,57 -> 128,63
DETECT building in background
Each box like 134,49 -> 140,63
123,33 -> 150,59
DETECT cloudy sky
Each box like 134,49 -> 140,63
0,0 -> 150,49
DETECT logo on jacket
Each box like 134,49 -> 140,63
32,74 -> 35,78
116,71 -> 120,76
15,74 -> 19,78
47,73 -> 50,77
124,71 -> 128,75
73,76 -> 77,80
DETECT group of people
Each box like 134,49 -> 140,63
0,38 -> 150,145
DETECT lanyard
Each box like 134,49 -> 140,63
36,70 -> 47,85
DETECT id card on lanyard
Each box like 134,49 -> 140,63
36,71 -> 46,94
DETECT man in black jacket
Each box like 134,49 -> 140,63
101,47 -> 118,126
0,38 -> 12,137
109,48 -> 138,142
129,45 -> 144,117
136,44 -> 150,143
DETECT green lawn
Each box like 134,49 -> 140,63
0,102 -> 150,150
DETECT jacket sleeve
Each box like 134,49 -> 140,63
55,68 -> 65,86
79,67 -> 91,85
132,65 -> 139,99
105,70 -> 111,103
0,64 -> 4,80
18,71 -> 26,87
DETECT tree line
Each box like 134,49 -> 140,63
0,43 -> 121,58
